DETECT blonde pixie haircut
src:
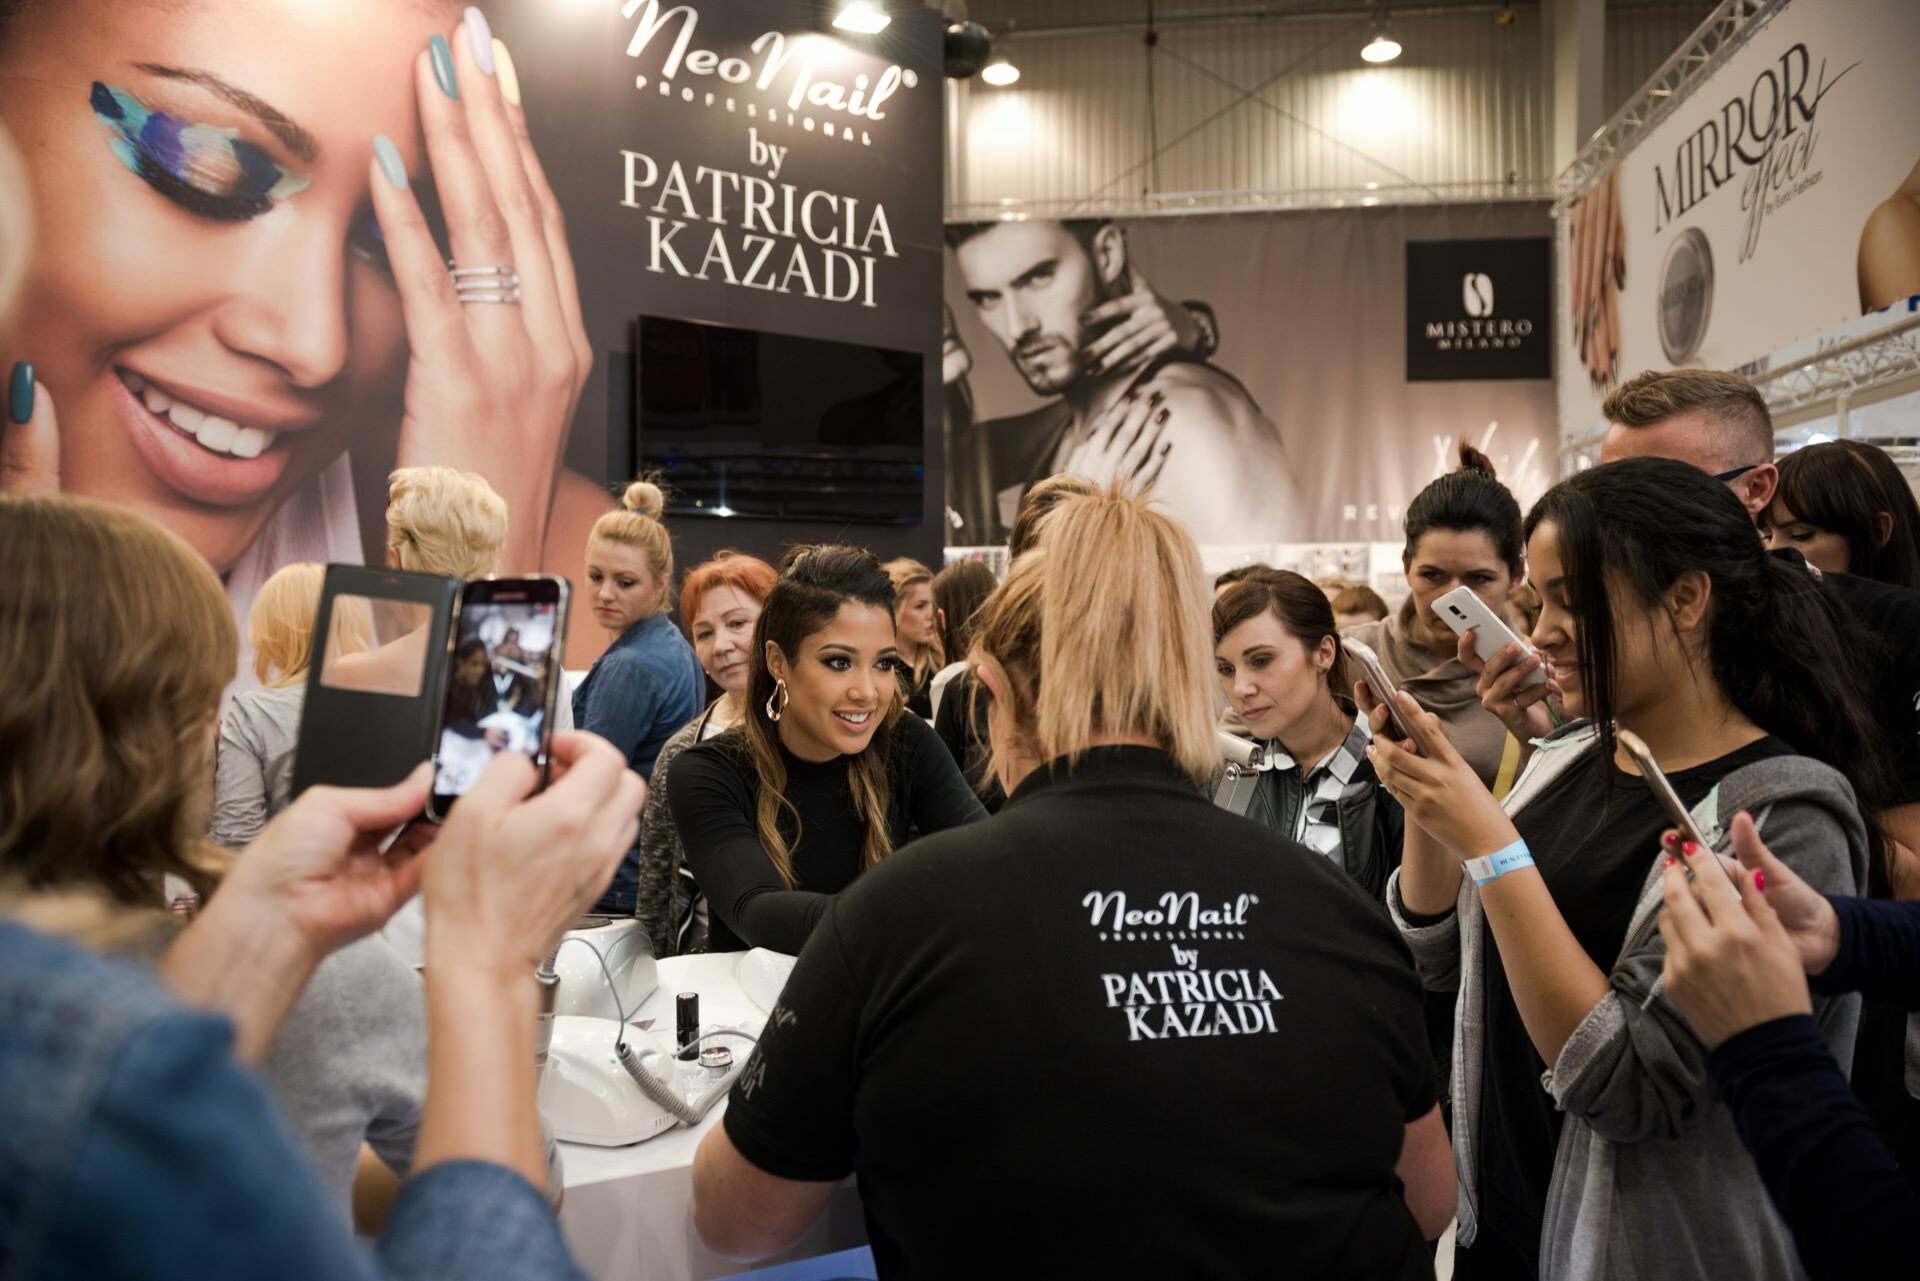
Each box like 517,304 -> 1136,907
386,466 -> 509,581
971,485 -> 1221,788
248,562 -> 371,688
0,497 -> 236,905
589,478 -> 675,614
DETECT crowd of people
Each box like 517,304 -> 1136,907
7,108 -> 1920,1281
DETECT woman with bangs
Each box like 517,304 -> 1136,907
1764,440 -> 1920,590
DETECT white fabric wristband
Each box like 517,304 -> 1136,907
1465,839 -> 1534,888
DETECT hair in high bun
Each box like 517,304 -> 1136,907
590,474 -> 675,614
1400,438 -> 1524,577
622,479 -> 665,520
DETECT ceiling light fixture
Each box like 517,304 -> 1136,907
980,59 -> 1020,86
1361,10 -> 1401,63
833,1 -> 891,35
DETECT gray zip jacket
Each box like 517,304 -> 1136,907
1387,723 -> 1870,1281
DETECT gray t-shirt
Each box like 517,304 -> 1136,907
261,933 -> 565,1217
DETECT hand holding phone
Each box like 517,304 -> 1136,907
1431,586 -> 1547,690
1346,638 -> 1423,749
1617,729 -> 1744,895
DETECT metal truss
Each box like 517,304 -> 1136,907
1755,313 -> 1920,425
1551,0 -> 1787,215
1559,313 -> 1920,473
947,179 -> 1553,223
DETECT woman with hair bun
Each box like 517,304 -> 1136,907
1344,441 -> 1536,795
574,478 -> 704,916
668,545 -> 986,954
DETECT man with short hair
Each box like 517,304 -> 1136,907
1599,367 -> 1920,877
946,218 -> 1303,544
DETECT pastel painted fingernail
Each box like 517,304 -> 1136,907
430,33 -> 460,99
8,361 -> 32,425
493,38 -> 522,105
373,135 -> 409,190
1755,869 -> 1766,892
464,7 -> 496,74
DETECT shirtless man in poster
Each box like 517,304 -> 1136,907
946,218 -> 1303,544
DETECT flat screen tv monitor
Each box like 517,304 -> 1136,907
634,316 -> 924,526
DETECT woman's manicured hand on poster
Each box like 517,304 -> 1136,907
1,361 -> 59,496
1059,387 -> 1173,493
368,12 -> 593,574
1078,269 -> 1207,376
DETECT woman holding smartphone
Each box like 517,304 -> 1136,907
1372,457 -> 1885,1281
634,551 -> 777,956
1212,568 -> 1403,899
668,546 -> 986,955
1343,443 -> 1530,795
573,479 -> 704,916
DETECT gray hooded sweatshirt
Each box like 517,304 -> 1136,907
1387,723 -> 1870,1281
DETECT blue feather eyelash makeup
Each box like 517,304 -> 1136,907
90,82 -> 309,220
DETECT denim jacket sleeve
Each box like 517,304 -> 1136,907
0,923 -> 584,1281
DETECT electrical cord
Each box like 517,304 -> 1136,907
553,934 -> 759,1127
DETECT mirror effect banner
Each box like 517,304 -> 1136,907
1557,0 -> 1920,432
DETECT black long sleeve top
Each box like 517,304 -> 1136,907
1706,896 -> 1920,1281
666,715 -> 987,954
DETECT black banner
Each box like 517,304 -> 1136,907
1406,238 -> 1552,381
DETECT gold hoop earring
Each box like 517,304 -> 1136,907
765,679 -> 789,722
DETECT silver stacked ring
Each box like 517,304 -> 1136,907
450,264 -> 521,305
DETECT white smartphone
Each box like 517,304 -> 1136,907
1431,585 -> 1547,689
1344,638 -> 1422,748
1617,729 -> 1743,894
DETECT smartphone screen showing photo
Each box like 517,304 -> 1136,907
432,595 -> 561,801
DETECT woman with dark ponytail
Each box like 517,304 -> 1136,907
668,546 -> 986,953
1372,456 -> 1883,1281
1345,442 -> 1535,796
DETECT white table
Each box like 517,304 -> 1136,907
556,952 -> 869,1281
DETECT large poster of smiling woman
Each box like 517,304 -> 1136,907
0,0 -> 944,680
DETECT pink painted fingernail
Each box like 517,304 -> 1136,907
1681,840 -> 1698,857
1663,854 -> 1675,868
1755,869 -> 1766,892
1662,832 -> 1679,848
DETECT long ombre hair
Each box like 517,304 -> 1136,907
972,485 -> 1221,788
740,546 -> 902,887
0,497 -> 237,905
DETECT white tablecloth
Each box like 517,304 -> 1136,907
557,952 -> 868,1281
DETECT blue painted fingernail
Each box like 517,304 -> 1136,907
8,362 -> 32,425
464,8 -> 496,74
373,135 -> 408,190
430,34 -> 460,100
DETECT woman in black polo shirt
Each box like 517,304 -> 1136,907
690,487 -> 1453,1280
667,545 -> 985,955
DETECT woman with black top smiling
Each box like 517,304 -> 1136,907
1373,458 -> 1884,1281
668,546 -> 987,955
